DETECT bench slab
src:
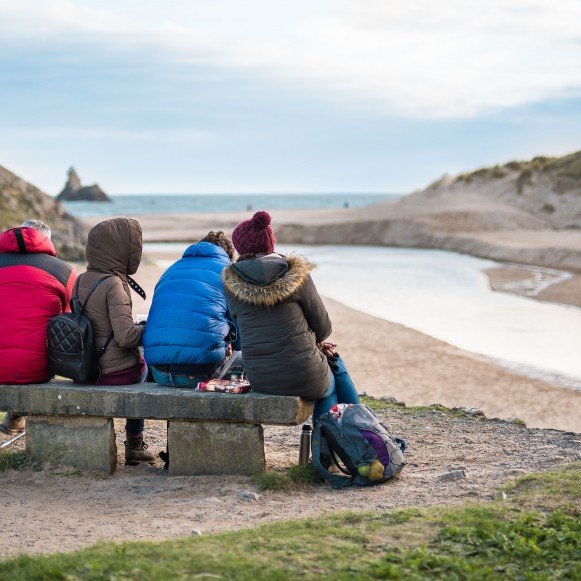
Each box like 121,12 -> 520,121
0,381 -> 313,425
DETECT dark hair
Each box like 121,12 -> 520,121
201,231 -> 235,260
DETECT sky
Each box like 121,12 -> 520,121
0,0 -> 580,195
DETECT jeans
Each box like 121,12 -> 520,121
151,367 -> 207,389
312,354 -> 360,421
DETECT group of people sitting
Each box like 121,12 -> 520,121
0,211 -> 359,466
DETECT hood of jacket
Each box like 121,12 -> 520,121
0,227 -> 57,256
182,241 -> 230,262
86,218 -> 142,275
223,253 -> 311,308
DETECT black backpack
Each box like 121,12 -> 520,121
47,275 -> 115,383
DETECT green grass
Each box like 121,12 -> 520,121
360,396 -> 466,418
0,412 -> 28,471
252,464 -> 320,491
0,450 -> 28,472
503,462 -> 581,512
1,464 -> 579,579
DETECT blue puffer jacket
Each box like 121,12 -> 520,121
143,242 -> 236,366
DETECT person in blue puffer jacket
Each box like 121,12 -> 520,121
143,231 -> 240,388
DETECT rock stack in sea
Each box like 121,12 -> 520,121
56,167 -> 110,202
0,163 -> 86,260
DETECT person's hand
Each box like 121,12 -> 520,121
321,341 -> 337,358
225,344 -> 233,357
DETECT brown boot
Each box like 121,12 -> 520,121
0,413 -> 26,436
124,440 -> 156,466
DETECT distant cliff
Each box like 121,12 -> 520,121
0,164 -> 86,260
56,167 -> 110,202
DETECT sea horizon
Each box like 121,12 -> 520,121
61,192 -> 403,218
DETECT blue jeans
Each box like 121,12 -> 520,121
312,355 -> 360,420
151,367 -> 207,389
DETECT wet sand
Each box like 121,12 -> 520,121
485,266 -> 581,309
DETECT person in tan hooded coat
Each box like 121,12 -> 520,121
76,217 -> 154,465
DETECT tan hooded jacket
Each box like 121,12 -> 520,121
76,218 -> 144,375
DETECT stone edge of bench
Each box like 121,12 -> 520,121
0,382 -> 314,425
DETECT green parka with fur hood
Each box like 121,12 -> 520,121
222,253 -> 332,399
76,218 -> 144,375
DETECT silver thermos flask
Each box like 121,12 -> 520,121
299,423 -> 312,466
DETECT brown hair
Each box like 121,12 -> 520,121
201,231 -> 235,261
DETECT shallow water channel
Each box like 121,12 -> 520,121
145,243 -> 581,391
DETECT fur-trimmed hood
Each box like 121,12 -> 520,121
223,253 -> 311,308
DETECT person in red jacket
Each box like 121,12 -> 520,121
0,220 -> 76,436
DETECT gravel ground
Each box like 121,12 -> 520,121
1,404 -> 579,559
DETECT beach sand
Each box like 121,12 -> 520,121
134,256 -> 580,433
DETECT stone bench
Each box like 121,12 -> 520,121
0,381 -> 313,476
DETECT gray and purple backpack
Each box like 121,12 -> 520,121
312,403 -> 406,488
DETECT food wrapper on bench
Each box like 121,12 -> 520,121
197,379 -> 251,394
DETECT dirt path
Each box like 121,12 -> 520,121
1,405 -> 579,559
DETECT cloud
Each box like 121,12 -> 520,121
0,0 -> 580,118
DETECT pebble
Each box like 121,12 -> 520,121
191,529 -> 203,536
238,490 -> 260,502
440,469 -> 466,481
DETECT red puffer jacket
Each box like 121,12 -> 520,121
0,227 -> 76,383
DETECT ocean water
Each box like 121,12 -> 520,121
145,243 -> 581,391
62,193 -> 400,218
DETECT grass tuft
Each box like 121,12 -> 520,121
361,395 -> 467,418
252,464 -> 320,491
0,451 -> 28,472
287,464 -> 319,486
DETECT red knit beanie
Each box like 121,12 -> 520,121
232,211 -> 276,256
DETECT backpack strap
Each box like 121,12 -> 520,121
311,421 -> 352,489
97,332 -> 115,360
73,274 -> 115,314
13,228 -> 27,253
74,274 -> 116,359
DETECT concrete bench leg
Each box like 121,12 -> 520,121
26,415 -> 117,475
168,421 -> 265,476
